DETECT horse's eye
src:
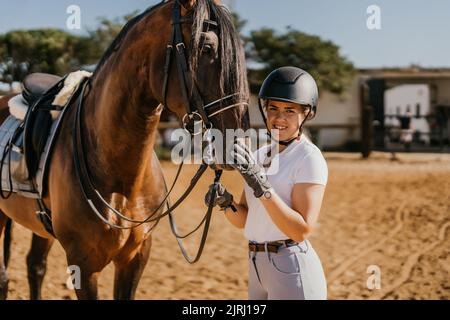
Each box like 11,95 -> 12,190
202,44 -> 213,55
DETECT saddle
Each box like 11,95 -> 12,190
6,73 -> 64,183
2,71 -> 90,189
22,73 -> 62,106
22,73 -> 64,178
1,71 -> 91,236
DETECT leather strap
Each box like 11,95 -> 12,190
73,80 -> 211,229
169,170 -> 223,264
162,1 -> 248,132
165,1 -> 211,128
249,240 -> 298,253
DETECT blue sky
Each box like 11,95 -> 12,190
0,0 -> 449,68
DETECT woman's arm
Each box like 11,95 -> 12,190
223,191 -> 248,229
260,183 -> 326,242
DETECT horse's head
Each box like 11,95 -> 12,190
148,0 -> 250,169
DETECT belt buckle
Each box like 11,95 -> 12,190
270,240 -> 285,248
271,239 -> 296,251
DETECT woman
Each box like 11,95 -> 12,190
206,66 -> 328,300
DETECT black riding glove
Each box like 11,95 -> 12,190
204,183 -> 235,211
230,140 -> 272,198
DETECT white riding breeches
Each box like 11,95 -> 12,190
248,240 -> 327,300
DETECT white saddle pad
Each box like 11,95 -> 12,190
8,94 -> 28,121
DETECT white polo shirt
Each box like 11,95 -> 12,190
244,135 -> 328,242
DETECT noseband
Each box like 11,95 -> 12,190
162,0 -> 248,134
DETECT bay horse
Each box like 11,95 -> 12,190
0,0 -> 249,300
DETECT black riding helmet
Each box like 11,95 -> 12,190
258,66 -> 318,146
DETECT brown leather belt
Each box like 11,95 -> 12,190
248,239 -> 297,253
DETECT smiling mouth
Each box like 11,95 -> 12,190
273,125 -> 288,131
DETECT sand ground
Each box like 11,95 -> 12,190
3,152 -> 450,300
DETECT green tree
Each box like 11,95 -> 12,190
85,12 -> 137,63
0,12 -> 135,85
247,28 -> 355,95
0,29 -> 92,83
231,11 -> 247,35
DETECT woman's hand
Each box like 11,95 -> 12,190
204,183 -> 234,211
230,140 -> 272,198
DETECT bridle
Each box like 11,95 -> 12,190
72,0 -> 246,264
162,0 -> 248,135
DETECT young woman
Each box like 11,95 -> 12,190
206,67 -> 328,300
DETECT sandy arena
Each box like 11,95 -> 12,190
3,152 -> 450,300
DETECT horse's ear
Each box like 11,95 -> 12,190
178,0 -> 196,12
179,0 -> 222,15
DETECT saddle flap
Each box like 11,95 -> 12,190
25,109 -> 53,178
0,116 -> 30,187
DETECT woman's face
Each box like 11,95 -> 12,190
265,100 -> 308,141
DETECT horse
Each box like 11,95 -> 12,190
0,0 -> 249,300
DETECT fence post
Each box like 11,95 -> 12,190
361,106 -> 374,159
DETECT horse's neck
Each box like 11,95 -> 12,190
83,70 -> 162,196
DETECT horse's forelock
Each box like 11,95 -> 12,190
190,0 -> 249,104
93,0 -> 249,124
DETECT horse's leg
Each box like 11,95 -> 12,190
113,235 -> 152,300
75,271 -> 100,300
26,234 -> 54,300
66,260 -> 100,300
65,247 -> 107,300
0,213 -> 10,300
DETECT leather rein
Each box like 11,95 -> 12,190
72,0 -> 245,264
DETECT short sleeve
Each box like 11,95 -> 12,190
293,151 -> 328,186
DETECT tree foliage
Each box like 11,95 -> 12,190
84,12 -> 137,64
0,14 -> 134,86
247,28 -> 355,95
0,29 -> 93,83
0,10 -> 355,96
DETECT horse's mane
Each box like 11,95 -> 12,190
94,0 -> 249,115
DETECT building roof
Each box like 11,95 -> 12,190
358,67 -> 450,79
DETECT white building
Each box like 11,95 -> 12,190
384,84 -> 430,144
248,68 -> 450,150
